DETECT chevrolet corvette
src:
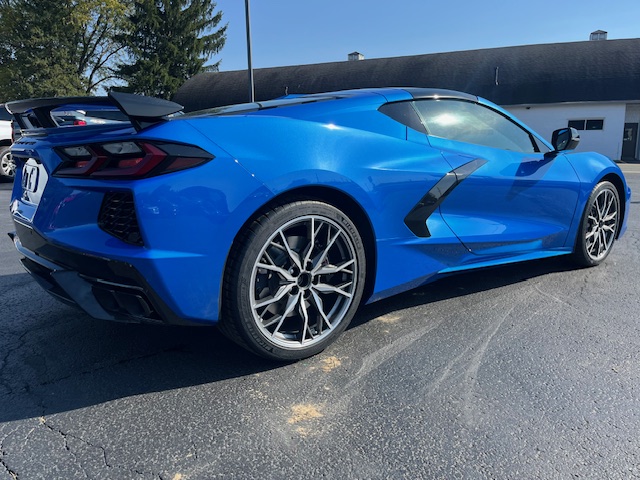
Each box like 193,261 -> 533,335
6,88 -> 630,359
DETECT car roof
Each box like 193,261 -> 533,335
184,87 -> 479,119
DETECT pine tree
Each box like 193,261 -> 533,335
0,0 -> 85,99
117,0 -> 226,99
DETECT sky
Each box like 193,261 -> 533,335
212,0 -> 640,72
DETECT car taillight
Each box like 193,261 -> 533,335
53,141 -> 214,178
73,119 -> 87,126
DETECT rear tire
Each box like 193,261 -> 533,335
572,181 -> 620,267
220,200 -> 366,360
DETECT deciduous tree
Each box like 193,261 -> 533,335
0,0 -> 131,100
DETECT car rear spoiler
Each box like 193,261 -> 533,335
5,91 -> 183,132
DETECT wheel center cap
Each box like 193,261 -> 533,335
297,272 -> 312,289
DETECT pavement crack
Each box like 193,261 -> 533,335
38,416 -> 166,477
39,416 -> 108,475
0,330 -> 31,396
191,439 -> 199,460
0,429 -> 20,480
0,456 -> 18,480
176,425 -> 199,461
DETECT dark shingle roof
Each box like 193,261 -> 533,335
174,38 -> 640,112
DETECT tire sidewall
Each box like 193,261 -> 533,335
574,181 -> 619,267
229,201 -> 366,360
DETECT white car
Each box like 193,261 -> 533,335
0,105 -> 15,181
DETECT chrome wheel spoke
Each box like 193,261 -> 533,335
249,213 -> 358,349
584,187 -> 619,261
596,195 -> 605,218
278,231 -> 302,270
269,292 -> 302,333
313,258 -> 355,276
259,289 -> 301,331
311,229 -> 341,271
598,230 -> 606,256
309,289 -> 332,334
603,191 -> 614,214
313,281 -> 354,298
302,217 -> 317,267
253,283 -> 295,310
299,297 -> 311,343
255,261 -> 295,282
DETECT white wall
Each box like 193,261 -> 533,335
507,103 -> 627,160
625,104 -> 640,124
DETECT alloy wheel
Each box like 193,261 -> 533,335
584,186 -> 618,262
250,214 -> 358,349
0,150 -> 15,178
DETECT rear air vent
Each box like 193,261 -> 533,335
98,191 -> 144,245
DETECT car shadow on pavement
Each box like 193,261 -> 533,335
0,256 -> 577,423
351,255 -> 578,328
0,274 -> 284,423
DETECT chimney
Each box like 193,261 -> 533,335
348,51 -> 364,61
589,30 -> 607,41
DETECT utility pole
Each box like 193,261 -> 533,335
245,0 -> 255,102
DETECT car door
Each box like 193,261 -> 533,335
412,99 -> 581,257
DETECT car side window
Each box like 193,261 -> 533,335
378,102 -> 426,133
413,99 -> 538,153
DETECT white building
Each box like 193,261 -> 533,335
508,102 -> 639,161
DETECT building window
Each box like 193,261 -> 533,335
586,119 -> 604,130
568,119 -> 604,131
568,120 -> 585,130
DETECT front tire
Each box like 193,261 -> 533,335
573,181 -> 620,267
220,200 -> 366,360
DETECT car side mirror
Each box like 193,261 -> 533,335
551,127 -> 580,152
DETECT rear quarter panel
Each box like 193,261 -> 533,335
186,111 -> 471,301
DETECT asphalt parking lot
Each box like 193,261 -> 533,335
1,168 -> 639,480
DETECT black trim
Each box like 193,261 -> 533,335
378,102 -> 426,133
404,88 -> 478,102
404,158 -> 487,237
6,91 -> 183,132
108,91 -> 183,131
5,96 -> 110,115
10,223 -> 196,325
98,192 -> 144,246
454,158 -> 487,180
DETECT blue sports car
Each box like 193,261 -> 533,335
6,88 -> 630,360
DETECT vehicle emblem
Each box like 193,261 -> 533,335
22,163 -> 39,193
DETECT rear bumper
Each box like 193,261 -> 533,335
10,222 -> 199,326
